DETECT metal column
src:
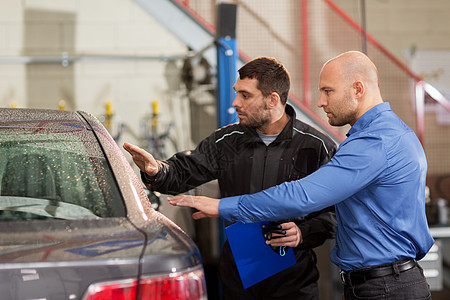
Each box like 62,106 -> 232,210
215,3 -> 238,251
216,3 -> 238,128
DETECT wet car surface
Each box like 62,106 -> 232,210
0,108 -> 206,300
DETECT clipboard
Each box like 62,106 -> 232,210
225,221 -> 296,289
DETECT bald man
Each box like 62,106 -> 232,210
125,57 -> 337,299
168,51 -> 434,299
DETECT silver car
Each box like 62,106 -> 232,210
0,107 -> 207,300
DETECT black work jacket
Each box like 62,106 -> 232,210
143,104 -> 337,249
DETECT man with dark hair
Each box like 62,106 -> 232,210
124,56 -> 337,299
168,52 -> 434,299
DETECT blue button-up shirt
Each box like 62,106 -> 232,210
220,102 -> 434,271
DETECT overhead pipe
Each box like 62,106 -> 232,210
0,53 -> 186,66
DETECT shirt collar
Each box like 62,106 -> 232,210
347,102 -> 391,137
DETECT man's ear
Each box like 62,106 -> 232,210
353,80 -> 364,98
268,92 -> 281,108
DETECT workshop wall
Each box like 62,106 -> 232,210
333,0 -> 450,61
0,0 -> 203,236
0,0 -> 193,153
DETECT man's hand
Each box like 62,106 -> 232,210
123,142 -> 159,176
265,222 -> 303,248
167,195 -> 220,219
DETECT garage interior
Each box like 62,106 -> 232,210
0,0 -> 450,299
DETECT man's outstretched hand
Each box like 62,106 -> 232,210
167,195 -> 220,219
123,142 -> 159,177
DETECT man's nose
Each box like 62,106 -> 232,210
232,96 -> 239,107
317,93 -> 326,108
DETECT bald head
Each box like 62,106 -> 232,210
318,51 -> 384,126
323,51 -> 379,89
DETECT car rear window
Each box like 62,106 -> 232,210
0,120 -> 126,221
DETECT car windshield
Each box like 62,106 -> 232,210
0,118 -> 125,221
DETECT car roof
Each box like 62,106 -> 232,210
0,107 -> 88,130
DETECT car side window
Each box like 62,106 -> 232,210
0,128 -> 125,220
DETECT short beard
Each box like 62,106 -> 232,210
328,91 -> 358,127
244,115 -> 270,129
328,112 -> 356,127
240,102 -> 271,129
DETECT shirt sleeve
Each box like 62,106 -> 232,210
219,135 -> 387,223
